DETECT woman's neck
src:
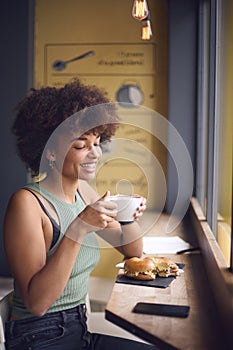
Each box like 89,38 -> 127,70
40,172 -> 79,204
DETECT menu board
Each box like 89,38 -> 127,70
42,43 -> 157,110
45,43 -> 156,83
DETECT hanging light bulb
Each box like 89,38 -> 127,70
141,11 -> 152,41
132,0 -> 149,21
141,20 -> 152,40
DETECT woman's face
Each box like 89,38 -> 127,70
54,132 -> 102,181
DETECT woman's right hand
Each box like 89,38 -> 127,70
65,191 -> 117,242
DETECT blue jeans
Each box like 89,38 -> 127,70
5,304 -> 159,350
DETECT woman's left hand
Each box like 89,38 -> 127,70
133,196 -> 147,220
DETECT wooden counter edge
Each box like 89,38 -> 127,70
105,309 -> 180,350
186,198 -> 233,345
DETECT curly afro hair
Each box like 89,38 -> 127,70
12,78 -> 119,176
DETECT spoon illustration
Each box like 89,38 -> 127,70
52,50 -> 95,71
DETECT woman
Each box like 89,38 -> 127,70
4,78 -> 158,350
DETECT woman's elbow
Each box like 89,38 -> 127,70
26,301 -> 48,317
122,245 -> 143,259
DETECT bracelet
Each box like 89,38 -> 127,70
119,221 -> 134,225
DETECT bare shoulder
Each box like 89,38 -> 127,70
78,180 -> 99,204
4,188 -> 43,232
6,188 -> 38,211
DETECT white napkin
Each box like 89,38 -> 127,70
143,236 -> 191,255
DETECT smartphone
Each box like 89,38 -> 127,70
132,302 -> 190,318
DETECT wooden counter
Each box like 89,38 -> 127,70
106,253 -> 207,350
105,206 -> 233,350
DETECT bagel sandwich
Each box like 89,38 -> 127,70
124,257 -> 156,281
150,256 -> 180,277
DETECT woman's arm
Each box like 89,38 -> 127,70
3,190 -> 86,317
97,220 -> 144,258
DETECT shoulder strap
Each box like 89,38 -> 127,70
24,188 -> 60,249
24,188 -> 51,216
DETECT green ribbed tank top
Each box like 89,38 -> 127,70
12,183 -> 100,319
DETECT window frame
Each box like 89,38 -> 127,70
196,0 -> 233,268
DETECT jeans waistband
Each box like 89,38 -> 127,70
6,304 -> 87,338
61,304 -> 87,316
58,304 -> 87,323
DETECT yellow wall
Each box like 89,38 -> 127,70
217,0 -> 233,265
34,0 -> 168,278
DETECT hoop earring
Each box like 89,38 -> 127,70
48,159 -> 55,169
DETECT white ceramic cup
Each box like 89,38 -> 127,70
107,194 -> 143,222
